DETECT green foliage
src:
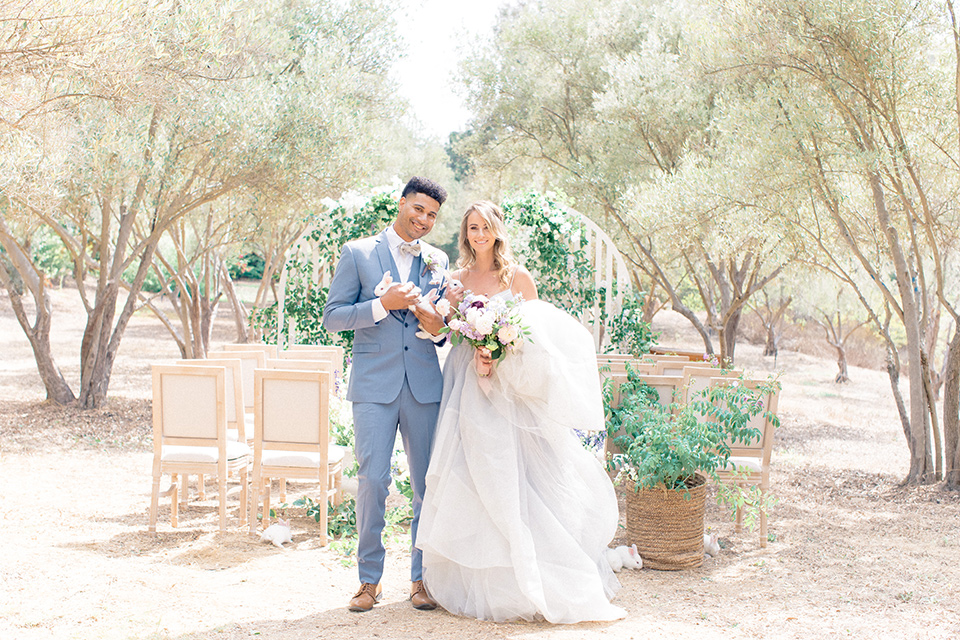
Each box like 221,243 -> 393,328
604,364 -> 780,495
502,191 -> 654,353
390,476 -> 414,525
606,292 -> 656,357
502,191 -> 597,315
248,188 -> 399,350
291,495 -> 358,538
228,252 -> 265,280
29,227 -> 72,283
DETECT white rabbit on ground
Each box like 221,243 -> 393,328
260,518 -> 292,548
605,544 -> 643,572
703,532 -> 721,557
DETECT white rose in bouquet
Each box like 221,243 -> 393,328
435,298 -> 451,317
497,324 -> 519,345
475,312 -> 496,336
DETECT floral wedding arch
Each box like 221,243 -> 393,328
251,186 -> 650,354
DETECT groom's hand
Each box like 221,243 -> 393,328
381,282 -> 420,311
411,300 -> 446,336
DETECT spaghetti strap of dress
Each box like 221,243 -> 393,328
508,265 -> 518,289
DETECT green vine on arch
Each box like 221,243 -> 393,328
248,187 -> 400,351
501,191 -> 654,355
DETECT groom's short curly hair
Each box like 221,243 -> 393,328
402,176 -> 448,206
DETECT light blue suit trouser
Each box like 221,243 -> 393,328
353,375 -> 439,584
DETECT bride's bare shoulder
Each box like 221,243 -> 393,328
511,266 -> 538,301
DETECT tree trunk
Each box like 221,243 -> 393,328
834,345 -> 850,383
763,323 -> 779,357
0,262 -> 76,405
719,306 -> 742,367
868,172 -> 931,483
221,261 -> 249,343
942,329 -> 960,488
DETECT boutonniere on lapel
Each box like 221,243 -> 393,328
421,251 -> 445,283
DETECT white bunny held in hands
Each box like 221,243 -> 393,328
373,272 -> 442,339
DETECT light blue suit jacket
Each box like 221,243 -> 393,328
322,230 -> 449,405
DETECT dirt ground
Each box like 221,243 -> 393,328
2,286 -> 959,640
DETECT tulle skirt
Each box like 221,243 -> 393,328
417,300 -> 625,623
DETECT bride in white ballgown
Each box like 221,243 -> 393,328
416,201 -> 625,624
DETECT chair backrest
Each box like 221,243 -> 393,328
152,364 -> 226,447
214,343 -> 278,359
710,377 -> 779,466
264,358 -> 337,378
176,358 -> 245,441
654,356 -> 702,377
278,349 -> 337,363
215,349 -> 266,412
649,347 -> 708,362
255,369 -> 331,455
597,353 -> 640,362
285,344 -> 344,366
603,372 -> 683,460
598,360 -> 657,378
679,365 -> 741,404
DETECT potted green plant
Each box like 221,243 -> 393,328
603,366 -> 780,569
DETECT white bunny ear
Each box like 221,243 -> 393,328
424,287 -> 440,302
374,272 -> 393,296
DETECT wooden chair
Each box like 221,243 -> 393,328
174,358 -> 247,504
679,365 -> 742,404
265,357 -> 337,377
598,360 -> 657,378
263,358 -> 341,503
248,368 -> 345,543
709,377 -> 779,547
214,343 -> 279,359
654,356 -> 700,377
149,364 -> 251,533
597,353 -> 641,363
213,348 -> 267,418
285,344 -> 344,366
649,346 -> 708,361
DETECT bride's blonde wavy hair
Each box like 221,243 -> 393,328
457,201 -> 515,289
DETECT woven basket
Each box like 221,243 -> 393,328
624,473 -> 706,570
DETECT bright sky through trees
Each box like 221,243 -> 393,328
393,0 -> 511,139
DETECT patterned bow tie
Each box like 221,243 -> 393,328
398,242 -> 421,257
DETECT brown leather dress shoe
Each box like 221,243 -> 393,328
348,583 -> 382,612
410,580 -> 437,610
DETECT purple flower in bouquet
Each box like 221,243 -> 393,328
442,292 -> 529,361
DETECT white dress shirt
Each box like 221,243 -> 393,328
371,226 -> 420,323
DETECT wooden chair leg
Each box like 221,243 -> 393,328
149,472 -> 161,534
262,478 -> 272,529
179,474 -> 189,506
333,468 -> 343,506
735,504 -> 743,533
218,474 -> 227,533
170,475 -> 179,528
249,476 -> 261,536
238,468 -> 248,527
279,477 -> 287,503
198,474 -> 206,501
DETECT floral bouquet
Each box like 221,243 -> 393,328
440,292 -> 529,377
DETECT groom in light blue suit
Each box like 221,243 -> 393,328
322,177 -> 449,613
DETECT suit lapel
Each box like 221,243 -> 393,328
375,231 -> 406,321
375,232 -> 402,285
